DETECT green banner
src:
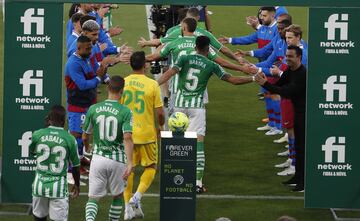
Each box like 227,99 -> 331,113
1,2 -> 63,203
160,131 -> 197,221
305,8 -> 360,208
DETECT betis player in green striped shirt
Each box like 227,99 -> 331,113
158,35 -> 255,194
146,18 -> 219,115
83,76 -> 134,221
30,105 -> 80,221
146,18 -> 256,101
139,7 -> 242,63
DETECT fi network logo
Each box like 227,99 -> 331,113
322,136 -> 345,163
20,8 -> 44,35
318,136 -> 352,177
319,75 -> 353,116
320,13 -> 354,55
18,131 -> 32,158
324,14 -> 348,40
323,75 -> 347,102
19,70 -> 43,97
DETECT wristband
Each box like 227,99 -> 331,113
257,67 -> 262,74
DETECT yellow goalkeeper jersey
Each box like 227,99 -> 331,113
120,74 -> 163,144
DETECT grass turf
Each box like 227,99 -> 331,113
0,4 -> 353,221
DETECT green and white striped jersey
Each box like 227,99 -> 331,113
160,26 -> 223,51
30,126 -> 80,198
173,53 -> 226,108
83,100 -> 132,163
160,35 -> 218,94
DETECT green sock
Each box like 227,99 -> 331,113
85,199 -> 98,221
196,141 -> 205,182
109,197 -> 124,221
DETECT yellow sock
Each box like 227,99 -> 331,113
137,167 -> 156,194
124,172 -> 134,203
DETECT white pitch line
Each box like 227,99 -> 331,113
79,192 -> 303,200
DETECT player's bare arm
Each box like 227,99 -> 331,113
146,52 -> 162,62
157,68 -> 178,85
138,37 -> 161,48
123,132 -> 134,179
221,73 -> 254,85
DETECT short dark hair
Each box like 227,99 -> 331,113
187,7 -> 200,17
278,19 -> 292,28
287,45 -> 303,58
278,13 -> 292,24
71,13 -> 83,24
108,76 -> 125,93
47,105 -> 66,127
130,51 -> 146,71
260,6 -> 276,13
182,17 -> 197,33
80,15 -> 96,28
77,35 -> 91,44
68,3 -> 80,19
177,8 -> 189,22
196,36 -> 211,52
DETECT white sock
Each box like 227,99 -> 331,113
133,192 -> 142,201
196,180 -> 202,187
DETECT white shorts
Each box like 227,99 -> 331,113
32,196 -> 68,221
168,92 -> 176,116
88,154 -> 127,198
203,88 -> 209,104
174,108 -> 206,136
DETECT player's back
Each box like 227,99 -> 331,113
121,74 -> 162,144
161,36 -> 197,64
174,54 -> 225,108
84,100 -> 132,163
31,126 -> 79,198
162,26 -> 222,51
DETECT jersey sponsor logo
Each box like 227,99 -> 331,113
15,70 -> 50,111
16,8 -> 51,49
15,131 -> 37,172
320,13 -> 355,54
318,75 -> 354,116
317,136 -> 352,177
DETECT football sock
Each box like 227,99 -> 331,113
33,216 -> 47,221
75,136 -> 84,157
124,172 -> 134,203
137,167 -> 156,195
196,141 -> 205,185
85,199 -> 98,221
265,97 -> 275,127
273,100 -> 282,130
109,197 -> 123,221
289,138 -> 296,166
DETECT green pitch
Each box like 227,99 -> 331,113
1,4 -> 359,221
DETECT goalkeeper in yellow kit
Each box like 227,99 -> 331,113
120,51 -> 165,220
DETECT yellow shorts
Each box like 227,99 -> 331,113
133,142 -> 158,167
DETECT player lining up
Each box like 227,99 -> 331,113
30,105 -> 80,221
82,76 -> 134,221
157,36 -> 256,193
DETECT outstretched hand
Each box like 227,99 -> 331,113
138,37 -> 148,48
218,35 -> 230,44
255,72 -> 267,86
